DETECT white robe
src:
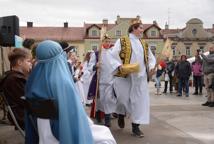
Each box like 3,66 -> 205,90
74,68 -> 86,105
82,61 -> 93,104
97,48 -> 117,114
37,117 -> 117,144
88,118 -> 117,144
109,33 -> 156,124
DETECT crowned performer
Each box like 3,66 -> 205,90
109,17 -> 156,137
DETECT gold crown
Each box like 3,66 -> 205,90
102,34 -> 111,42
130,18 -> 142,26
103,34 -> 111,39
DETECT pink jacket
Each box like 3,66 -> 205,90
192,62 -> 202,76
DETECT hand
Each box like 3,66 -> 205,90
118,65 -> 122,72
149,68 -> 156,77
198,51 -> 203,55
96,62 -> 101,68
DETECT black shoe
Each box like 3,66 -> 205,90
132,123 -> 144,138
95,111 -> 102,123
202,101 -> 210,106
193,92 -> 198,95
177,94 -> 182,97
104,114 -> 111,127
86,104 -> 91,107
208,102 -> 214,107
118,114 -> 125,128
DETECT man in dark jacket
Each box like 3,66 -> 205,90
175,55 -> 191,97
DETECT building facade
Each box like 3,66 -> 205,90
20,17 -> 214,61
20,16 -> 164,60
161,18 -> 214,59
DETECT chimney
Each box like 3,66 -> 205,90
136,15 -> 140,20
116,15 -> 120,24
64,22 -> 68,28
117,15 -> 120,21
102,19 -> 108,25
153,20 -> 157,25
165,22 -> 169,30
27,22 -> 33,27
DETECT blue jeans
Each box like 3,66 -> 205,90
155,76 -> 161,89
178,78 -> 189,96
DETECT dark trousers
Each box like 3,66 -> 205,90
178,78 -> 189,95
193,75 -> 203,93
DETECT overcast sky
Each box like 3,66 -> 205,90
0,0 -> 213,29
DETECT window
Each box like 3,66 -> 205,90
1,26 -> 7,33
192,29 -> 197,36
186,46 -> 190,56
92,30 -> 98,36
116,30 -> 122,36
151,31 -> 156,37
150,46 -> 156,56
171,46 -> 176,56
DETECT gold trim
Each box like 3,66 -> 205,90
115,36 -> 149,78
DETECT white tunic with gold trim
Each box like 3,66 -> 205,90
109,33 -> 156,124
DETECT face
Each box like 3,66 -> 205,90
209,46 -> 214,53
133,24 -> 144,38
181,56 -> 186,61
68,52 -> 77,62
102,39 -> 111,48
18,57 -> 32,75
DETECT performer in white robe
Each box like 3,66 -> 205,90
97,35 -> 117,127
74,62 -> 86,105
109,18 -> 156,137
82,52 -> 93,105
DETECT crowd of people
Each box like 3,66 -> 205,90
154,46 -> 214,107
0,17 -> 214,144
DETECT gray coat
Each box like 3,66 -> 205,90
201,53 -> 214,75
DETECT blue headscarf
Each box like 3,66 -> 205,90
25,40 -> 93,144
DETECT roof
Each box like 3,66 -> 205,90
143,24 -> 161,32
206,28 -> 214,33
84,23 -> 116,31
161,29 -> 182,35
187,18 -> 203,24
20,27 -> 85,41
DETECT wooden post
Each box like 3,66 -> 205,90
0,46 -> 4,76
92,24 -> 107,118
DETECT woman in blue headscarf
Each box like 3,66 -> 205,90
25,40 -> 93,144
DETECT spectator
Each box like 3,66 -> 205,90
163,58 -> 175,93
175,55 -> 191,97
0,48 -> 32,130
201,46 -> 214,107
192,55 -> 203,95
155,64 -> 164,95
